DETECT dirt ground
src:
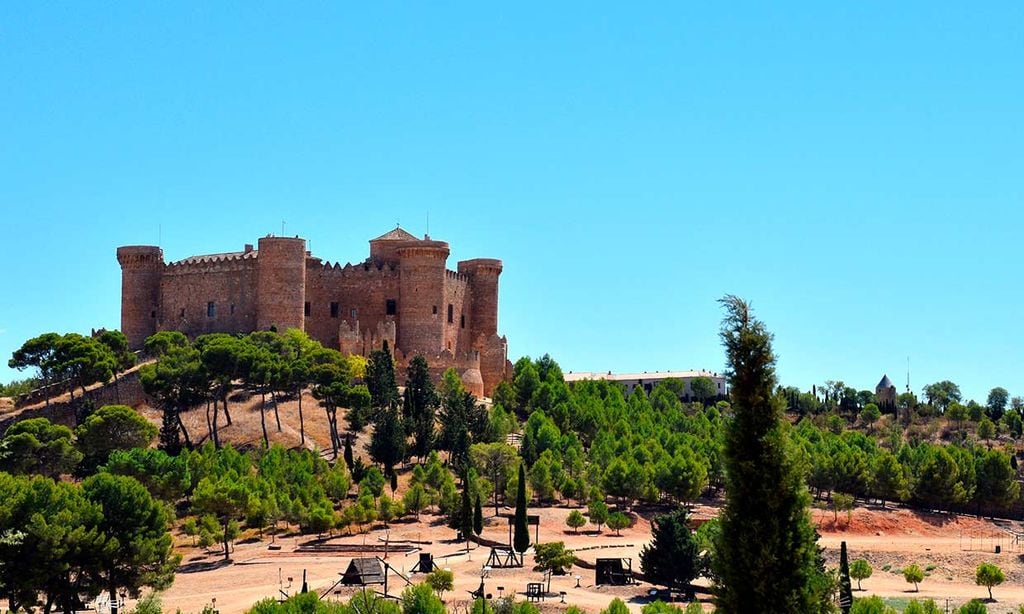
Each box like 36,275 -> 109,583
146,502 -> 1024,614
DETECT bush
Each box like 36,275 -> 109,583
850,595 -> 896,614
957,600 -> 987,614
904,599 -> 941,614
903,564 -> 924,591
401,583 -> 445,614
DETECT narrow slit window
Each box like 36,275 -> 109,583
304,302 -> 311,317
386,299 -> 397,316
447,304 -> 454,323
460,314 -> 465,329
432,305 -> 438,315
230,304 -> 235,315
207,302 -> 216,318
330,302 -> 339,318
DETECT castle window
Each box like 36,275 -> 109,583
350,308 -> 358,318
230,304 -> 235,315
386,299 -> 397,316
180,308 -> 185,318
460,314 -> 465,329
432,305 -> 438,315
330,302 -> 339,318
150,310 -> 156,318
447,304 -> 454,324
207,302 -> 216,318
304,302 -> 311,317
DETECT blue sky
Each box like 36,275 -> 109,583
1,3 -> 1021,402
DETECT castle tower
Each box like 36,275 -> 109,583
256,236 -> 307,332
116,245 -> 165,349
396,239 -> 450,353
458,258 -> 503,338
876,374 -> 897,411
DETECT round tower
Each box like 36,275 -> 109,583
458,258 -> 503,337
396,240 -> 450,353
116,245 -> 164,349
256,236 -> 307,332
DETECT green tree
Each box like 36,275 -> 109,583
401,582 -> 446,614
75,405 -> 158,474
139,342 -> 205,451
639,508 -> 700,593
712,296 -> 825,614
849,560 -> 872,591
366,344 -> 399,413
975,562 -> 1004,601
474,494 -> 484,536
82,473 -> 179,603
54,333 -> 117,421
470,442 -> 519,514
870,451 -> 908,508
690,376 -> 717,406
601,598 -> 630,614
533,542 -> 576,592
8,332 -> 62,408
956,601 -> 988,614
850,596 -> 896,614
922,380 -> 961,413
977,418 -> 995,443
860,404 -> 881,431
370,405 -> 407,476
192,474 -> 250,560
838,541 -> 853,613
607,511 -> 630,536
566,510 -> 586,534
588,499 -> 609,532
96,330 -> 136,405
903,564 -> 924,592
903,599 -> 941,614
425,569 -> 454,602
404,356 -> 438,462
986,387 -> 1009,420
0,417 -> 81,477
513,463 -> 530,553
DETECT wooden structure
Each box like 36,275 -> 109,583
595,558 -> 635,586
410,552 -> 437,573
487,547 -> 523,568
341,558 -> 385,586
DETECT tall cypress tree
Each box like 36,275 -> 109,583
513,463 -> 530,553
838,541 -> 853,614
712,296 -> 825,613
473,494 -> 484,536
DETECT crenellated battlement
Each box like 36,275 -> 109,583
310,259 -> 401,279
165,252 -> 258,275
445,269 -> 471,283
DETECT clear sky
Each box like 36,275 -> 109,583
1,3 -> 1021,402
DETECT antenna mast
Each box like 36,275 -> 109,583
906,356 -> 910,393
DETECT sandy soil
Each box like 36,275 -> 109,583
145,502 -> 1024,614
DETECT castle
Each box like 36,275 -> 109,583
117,228 -> 510,396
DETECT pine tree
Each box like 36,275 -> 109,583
514,463 -> 530,553
369,406 -> 406,476
458,480 -> 474,551
639,508 -> 699,593
712,296 -> 825,613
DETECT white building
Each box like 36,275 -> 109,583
563,369 -> 728,400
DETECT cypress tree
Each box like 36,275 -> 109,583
712,296 -> 824,613
838,541 -> 853,614
473,494 -> 484,536
343,434 -> 354,469
459,481 -> 474,551
513,463 -> 530,553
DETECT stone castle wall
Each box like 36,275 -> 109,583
119,230 -> 510,395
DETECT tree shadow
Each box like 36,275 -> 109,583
178,558 -> 232,574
